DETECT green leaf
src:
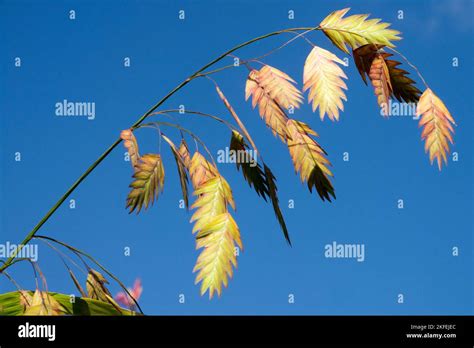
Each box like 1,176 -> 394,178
0,291 -> 137,316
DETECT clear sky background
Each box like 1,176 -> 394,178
1,0 -> 472,315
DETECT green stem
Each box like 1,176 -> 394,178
0,26 -> 316,274
34,235 -> 143,314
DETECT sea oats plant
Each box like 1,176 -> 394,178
0,8 -> 457,314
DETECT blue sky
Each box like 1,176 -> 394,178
0,0 -> 472,315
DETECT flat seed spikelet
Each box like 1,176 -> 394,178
320,8 -> 401,54
162,135 -> 190,209
417,89 -> 456,170
190,175 -> 235,233
120,129 -> 141,170
303,46 -> 348,121
229,130 -> 269,200
126,153 -> 165,214
86,269 -> 122,311
189,152 -> 218,189
189,153 -> 241,299
255,65 -> 303,109
286,119 -> 335,201
23,289 -> 67,316
245,65 -> 302,141
353,45 -> 421,103
86,269 -> 112,302
382,53 -> 421,103
193,212 -> 242,299
353,44 -> 384,85
178,140 -> 191,169
264,164 -> 291,245
369,54 -> 392,117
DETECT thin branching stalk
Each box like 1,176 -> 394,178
38,238 -> 88,276
386,47 -> 429,88
150,110 -> 238,132
196,30 -> 317,78
2,271 -> 23,290
1,271 -> 34,307
140,122 -> 217,166
33,235 -> 144,314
